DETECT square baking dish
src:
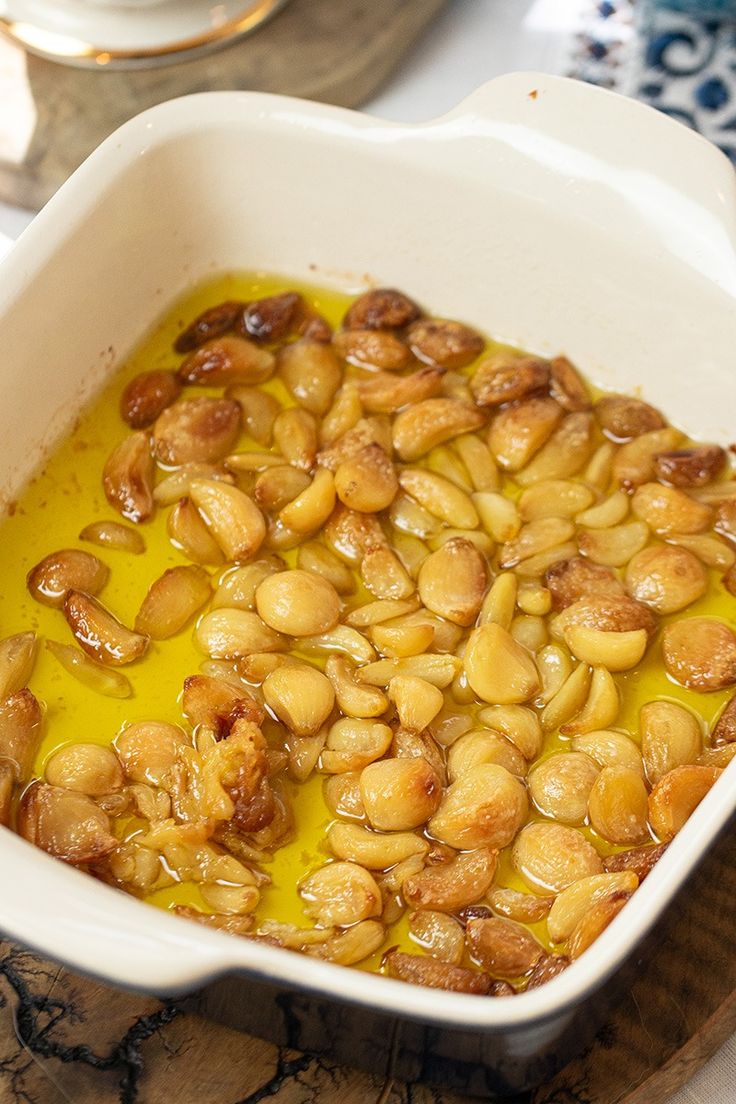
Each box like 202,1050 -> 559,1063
1,73 -> 735,1097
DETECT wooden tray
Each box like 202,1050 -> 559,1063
0,0 -> 446,211
1,818 -> 734,1103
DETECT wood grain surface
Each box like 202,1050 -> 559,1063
1,819 -> 734,1104
0,0 -> 447,211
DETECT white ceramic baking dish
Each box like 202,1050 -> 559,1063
1,73 -> 735,1096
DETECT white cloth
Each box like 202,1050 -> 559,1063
670,1033 -> 736,1103
0,1 -> 732,1098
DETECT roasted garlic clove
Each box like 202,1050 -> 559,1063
174,299 -> 244,352
343,288 -> 420,330
263,666 -> 335,737
167,497 -> 225,565
45,743 -> 124,796
466,916 -> 544,979
239,291 -> 301,341
360,756 -> 441,831
516,411 -> 595,486
587,766 -> 650,845
27,549 -> 109,609
357,366 -> 445,414
334,327 -> 412,371
512,822 -> 602,893
487,397 -> 562,472
528,752 -> 599,825
393,398 -> 485,462
406,318 -> 484,369
272,407 -> 319,471
417,538 -> 487,626
464,623 -> 539,705
120,370 -> 181,429
0,632 -> 37,700
648,765 -> 721,841
388,675 -> 444,733
189,479 -> 266,563
17,781 -> 117,865
399,469 -> 479,530
226,385 -> 281,446
79,519 -> 145,555
429,764 -> 527,850
64,591 -> 149,666
0,688 -> 43,778
255,568 -> 341,636
625,544 -> 707,614
567,891 -> 632,959
595,395 -> 666,441
603,842 -> 668,880
195,608 -> 285,659
103,431 -> 155,523
662,617 -> 736,691
640,700 -> 702,785
46,640 -> 132,699
384,951 -> 493,995
334,445 -> 398,513
278,340 -> 342,415
300,862 -> 382,927
115,720 -> 189,787
153,397 -> 241,466
402,847 -> 497,912
470,354 -> 549,408
178,336 -> 275,386
135,565 -> 211,639
545,556 -> 624,611
182,674 -> 264,735
654,445 -> 725,488
152,462 -> 235,506
279,468 -> 337,535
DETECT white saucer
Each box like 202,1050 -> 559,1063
0,0 -> 290,67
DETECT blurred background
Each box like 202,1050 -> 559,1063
0,0 -> 734,239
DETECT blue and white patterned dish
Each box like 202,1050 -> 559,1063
646,0 -> 736,16
570,0 -> 736,163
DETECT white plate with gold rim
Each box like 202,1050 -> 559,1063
0,0 -> 289,68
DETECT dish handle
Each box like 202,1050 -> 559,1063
444,72 -> 736,279
0,829 -> 237,993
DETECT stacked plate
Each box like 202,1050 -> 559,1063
0,0 -> 289,67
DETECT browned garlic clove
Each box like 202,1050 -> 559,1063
102,431 -> 155,523
178,336 -> 275,387
153,397 -> 241,466
27,549 -> 109,608
64,591 -> 149,666
17,781 -> 117,865
343,288 -> 420,331
0,688 -> 43,778
0,631 -> 37,700
120,370 -> 182,429
174,299 -> 244,352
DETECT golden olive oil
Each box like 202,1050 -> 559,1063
1,272 -> 732,969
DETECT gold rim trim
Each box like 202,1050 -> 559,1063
0,0 -> 288,67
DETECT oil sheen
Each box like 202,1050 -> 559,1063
0,272 -> 730,970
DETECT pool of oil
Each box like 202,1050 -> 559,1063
1,271 -> 734,971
